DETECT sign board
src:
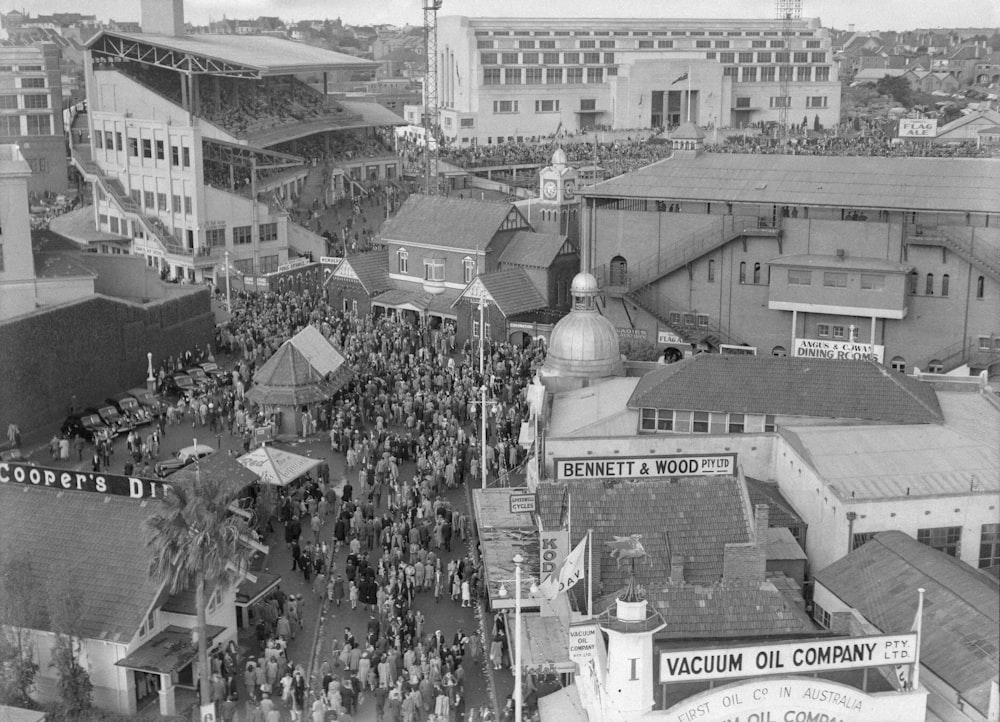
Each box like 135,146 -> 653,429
720,344 -> 757,356
658,329 -> 686,344
793,338 -> 885,363
539,529 -> 568,577
661,676 -> 927,722
319,256 -> 343,265
277,257 -> 312,273
568,623 -> 600,668
659,633 -> 917,684
0,461 -> 166,500
255,277 -> 269,287
200,702 -> 217,722
555,453 -> 736,481
617,327 -> 648,341
898,118 -> 937,138
509,492 -> 537,514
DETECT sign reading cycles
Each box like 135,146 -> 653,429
555,454 -> 736,481
659,634 -> 917,684
0,461 -> 166,500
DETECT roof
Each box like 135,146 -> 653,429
764,527 -> 808,561
547,377 -> 641,437
114,624 -> 226,674
335,99 -> 406,126
814,531 -> 1000,716
89,30 -> 377,75
767,253 -> 912,273
936,109 -> 1000,138
536,476 -> 753,593
462,268 -> 548,317
169,452 -> 262,498
246,329 -> 353,407
646,579 -> 817,639
0,706 -> 46,722
379,195 -> 517,252
628,355 -> 943,425
498,229 -> 571,269
33,251 -> 99,279
583,152 -> 1000,215
538,685 -> 588,722
372,285 -> 463,315
284,325 -> 348,377
745,477 -> 806,531
0,484 -> 162,642
331,252 -> 393,295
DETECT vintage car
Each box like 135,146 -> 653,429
163,373 -> 196,400
60,412 -> 114,443
106,393 -> 153,426
154,443 -> 215,478
87,404 -> 132,434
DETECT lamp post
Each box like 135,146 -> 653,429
479,295 -> 488,489
146,352 -> 155,393
498,553 -> 537,722
224,249 -> 232,312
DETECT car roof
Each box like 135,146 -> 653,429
109,392 -> 137,401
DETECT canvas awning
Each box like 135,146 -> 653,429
237,445 -> 322,487
115,624 -> 226,675
236,571 -> 281,608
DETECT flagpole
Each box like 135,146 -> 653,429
587,528 -> 593,617
686,65 -> 692,123
912,587 -> 924,689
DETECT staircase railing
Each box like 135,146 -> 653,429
627,283 -> 747,347
911,225 -> 1000,283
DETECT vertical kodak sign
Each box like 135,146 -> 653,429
540,529 -> 569,578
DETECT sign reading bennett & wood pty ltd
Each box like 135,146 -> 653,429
555,453 -> 735,481
659,634 -> 917,684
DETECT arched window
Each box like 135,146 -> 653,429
610,255 -> 628,286
890,356 -> 906,373
753,262 -> 761,284
739,262 -> 747,284
397,248 -> 409,274
925,273 -> 934,295
977,275 -> 985,299
941,274 -> 949,297
771,346 -> 787,357
928,359 -> 944,373
908,270 -> 919,294
707,259 -> 715,282
463,256 -> 477,284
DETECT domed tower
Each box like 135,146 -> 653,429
670,121 -> 705,159
539,272 -> 624,393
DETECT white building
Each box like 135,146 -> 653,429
418,15 -> 841,145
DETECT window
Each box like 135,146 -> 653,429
707,259 -> 715,282
658,40 -> 673,48
980,524 -> 1000,569
692,411 -> 710,433
806,96 -> 827,108
543,52 -> 560,64
832,325 -> 845,340
696,40 -> 712,48
0,116 -> 18,135
539,41 -> 556,49
941,274 -> 949,297
233,225 -> 252,244
760,66 -> 776,82
20,77 -> 46,88
770,40 -> 784,48
586,68 -> 604,83
752,263 -> 761,284
478,40 -> 494,49
976,275 -> 984,299
917,526 -> 961,557
523,68 -> 542,84
184,196 -> 192,215
815,67 -> 830,82
811,52 -> 826,63
738,52 -> 754,63
752,40 -> 767,48
522,53 -> 538,64
757,52 -> 772,63
739,261 -> 747,284
580,99 -> 596,111
535,99 -> 560,112
206,227 -> 226,246
806,40 -> 821,48
673,411 -> 692,433
518,40 -> 535,49
564,52 -> 580,64
484,68 -> 501,84
719,52 -> 735,63
460,118 -> 475,128
697,314 -> 709,327
740,66 -> 757,82
770,96 -> 791,108
908,270 -> 919,294
142,139 -> 152,158
764,415 -> 776,432
0,95 -> 17,109
889,356 -> 906,373
171,194 -> 181,213
396,249 -> 408,273
155,140 -> 165,160
736,97 -> 751,108
853,532 -> 877,550
978,337 -> 992,351
109,216 -> 119,234
25,115 -> 50,135
727,413 -> 744,434
925,273 -> 934,295
604,52 -> 615,64
823,271 -> 848,288
546,68 -> 562,83
157,193 -> 167,211
504,68 -> 521,84
424,258 -> 445,282
463,257 -> 476,283
259,222 -> 277,242
796,66 -> 811,81
638,40 -> 653,48
493,100 -> 519,113
715,40 -> 730,48
793,52 -> 809,63
582,52 -> 600,64
22,94 -> 48,109
779,65 -> 793,81
817,324 -> 830,337
860,273 -> 884,290
599,40 -> 615,49
501,52 -> 518,64
640,409 -> 657,431
94,129 -> 104,148
143,190 -> 154,208
128,137 -> 138,157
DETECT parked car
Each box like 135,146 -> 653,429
163,373 -> 196,400
0,448 -> 29,462
60,412 -> 114,443
128,387 -> 167,416
106,393 -> 153,426
154,443 -> 214,478
86,404 -> 132,435
198,361 -> 230,385
185,367 -> 212,391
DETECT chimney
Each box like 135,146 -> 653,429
848,24 -> 855,33
755,503 -> 770,547
669,554 -> 685,584
141,0 -> 184,36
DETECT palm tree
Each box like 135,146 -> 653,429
146,471 -> 254,710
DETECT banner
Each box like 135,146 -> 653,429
793,338 -> 885,363
0,461 -> 165,500
540,535 -> 587,600
898,118 -> 937,138
555,453 -> 735,481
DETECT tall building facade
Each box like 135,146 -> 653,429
429,15 -> 840,145
0,42 -> 66,195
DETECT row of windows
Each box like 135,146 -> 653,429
722,66 -> 831,83
484,67 -> 613,85
396,249 -> 477,284
853,524 -> 1000,567
129,189 -> 192,215
0,94 -> 49,109
0,64 -> 44,72
475,29 -> 816,38
94,129 -> 192,168
0,114 -> 52,136
717,51 -> 826,64
482,51 -> 617,64
786,270 -> 885,289
908,272 -> 951,297
816,324 -> 851,340
640,409 -> 776,434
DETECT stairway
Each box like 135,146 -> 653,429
938,228 -> 1000,283
295,164 -> 328,211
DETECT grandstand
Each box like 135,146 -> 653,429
72,0 -> 404,282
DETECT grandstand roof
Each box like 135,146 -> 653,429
88,30 -> 378,77
584,152 -> 1000,214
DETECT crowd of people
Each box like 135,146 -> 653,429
707,133 -> 995,157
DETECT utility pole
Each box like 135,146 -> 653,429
423,0 -> 443,194
775,0 -> 802,143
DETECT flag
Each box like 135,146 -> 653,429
671,71 -> 689,85
540,536 -> 587,600
893,595 -> 923,690
456,67 -> 461,87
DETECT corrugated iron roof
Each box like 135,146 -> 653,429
379,195 -> 517,252
814,531 -> 1000,716
499,229 -> 570,269
584,153 -> 1000,214
474,268 -> 548,317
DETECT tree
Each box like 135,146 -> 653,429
47,561 -> 92,717
0,558 -> 46,708
875,74 -> 913,108
146,473 -> 254,710
813,114 -> 822,132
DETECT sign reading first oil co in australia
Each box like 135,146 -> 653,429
555,453 -> 735,481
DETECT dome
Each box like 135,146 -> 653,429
551,147 -> 568,167
541,272 -> 624,382
671,121 -> 705,140
571,272 -> 600,296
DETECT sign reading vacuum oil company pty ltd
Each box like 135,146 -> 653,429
555,453 -> 735,481
659,634 -> 917,684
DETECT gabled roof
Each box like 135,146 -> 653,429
331,252 -> 393,295
536,476 -> 752,593
745,476 -> 806,531
457,269 -> 547,317
937,109 -> 1000,135
0,485 -> 162,643
814,531 -> 1000,716
584,151 -> 1000,215
379,195 -> 519,252
246,327 -> 353,406
628,355 -> 943,425
499,229 -> 573,269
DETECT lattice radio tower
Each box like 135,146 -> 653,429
775,0 -> 801,140
423,0 -> 443,194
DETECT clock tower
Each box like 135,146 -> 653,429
535,147 -> 580,239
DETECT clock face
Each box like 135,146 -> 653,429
564,181 -> 576,199
542,180 -> 557,200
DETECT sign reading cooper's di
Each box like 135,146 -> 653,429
555,453 -> 736,481
0,461 -> 166,500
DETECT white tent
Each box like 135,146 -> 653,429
237,445 -> 321,487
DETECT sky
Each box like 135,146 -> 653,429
10,0 -> 1000,32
